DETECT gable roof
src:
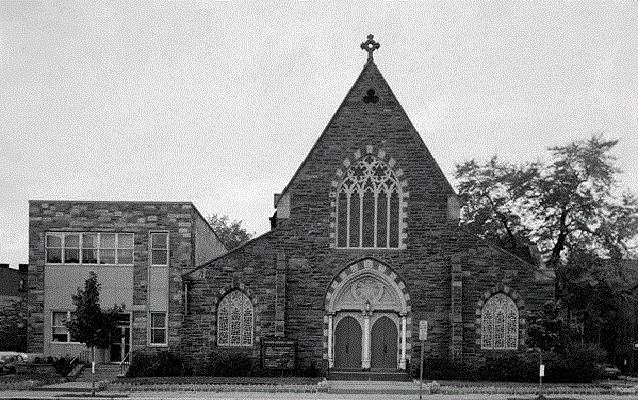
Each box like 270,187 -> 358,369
275,47 -> 454,209
182,229 -> 275,278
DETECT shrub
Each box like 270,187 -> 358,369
411,356 -> 478,380
545,343 -> 607,383
481,353 -> 536,382
195,351 -> 255,377
51,355 -> 78,376
410,346 -> 606,383
411,353 -> 540,382
126,350 -> 186,378
298,361 -> 322,378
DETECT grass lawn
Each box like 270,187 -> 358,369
113,375 -> 322,386
0,372 -> 65,389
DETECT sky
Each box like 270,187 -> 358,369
1,1 -> 637,268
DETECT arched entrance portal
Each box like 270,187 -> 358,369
334,316 -> 362,369
371,316 -> 398,369
325,258 -> 410,370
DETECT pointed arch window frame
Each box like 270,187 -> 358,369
330,146 -> 408,250
480,292 -> 519,350
216,290 -> 254,347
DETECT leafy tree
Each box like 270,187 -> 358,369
65,272 -> 124,395
561,249 -> 624,355
208,214 -> 252,250
454,134 -> 638,294
527,299 -> 576,355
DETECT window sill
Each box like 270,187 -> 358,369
217,342 -> 255,349
335,247 -> 403,251
481,348 -> 519,351
46,264 -> 134,267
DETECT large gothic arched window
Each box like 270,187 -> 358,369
336,154 -> 402,248
217,290 -> 253,347
481,293 -> 519,350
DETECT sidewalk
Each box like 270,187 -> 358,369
0,381 -> 637,400
1,380 -> 637,400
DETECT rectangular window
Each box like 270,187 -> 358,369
118,233 -> 134,264
46,233 -> 63,263
64,234 -> 80,263
82,233 -> 98,264
99,233 -> 116,264
149,312 -> 167,345
52,311 -> 76,343
45,232 -> 134,265
150,233 -> 168,266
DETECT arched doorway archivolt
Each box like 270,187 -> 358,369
323,258 -> 411,370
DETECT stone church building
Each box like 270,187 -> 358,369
27,36 -> 553,377
181,36 -> 554,376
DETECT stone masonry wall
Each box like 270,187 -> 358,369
184,60 -> 554,372
27,200 -> 217,355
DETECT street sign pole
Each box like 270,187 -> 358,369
419,341 -> 424,400
419,321 -> 427,400
538,349 -> 545,400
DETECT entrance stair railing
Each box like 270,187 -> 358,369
119,350 -> 132,378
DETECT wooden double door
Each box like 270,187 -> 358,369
334,315 -> 397,369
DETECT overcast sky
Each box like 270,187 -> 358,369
1,1 -> 637,268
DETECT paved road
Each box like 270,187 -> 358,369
0,392 -> 636,400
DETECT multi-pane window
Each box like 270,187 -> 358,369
336,154 -> 401,248
52,311 -> 75,342
149,312 -> 167,345
46,232 -> 134,265
150,233 -> 168,266
481,293 -> 519,350
217,291 -> 253,347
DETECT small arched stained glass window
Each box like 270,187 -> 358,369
336,154 -> 401,248
217,291 -> 253,347
481,293 -> 519,350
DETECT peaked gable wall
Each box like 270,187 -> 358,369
283,61 -> 455,232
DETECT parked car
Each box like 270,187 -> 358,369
596,363 -> 621,379
0,354 -> 21,375
0,352 -> 42,363
0,351 -> 28,361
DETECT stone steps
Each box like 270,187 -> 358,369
76,363 -> 124,382
326,379 -> 419,394
328,369 -> 410,381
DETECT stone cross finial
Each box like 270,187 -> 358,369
360,34 -> 380,61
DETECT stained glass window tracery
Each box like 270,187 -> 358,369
481,293 -> 519,350
336,154 -> 401,248
217,290 -> 253,347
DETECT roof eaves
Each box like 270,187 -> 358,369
458,225 -> 555,280
182,229 -> 275,278
275,61 -> 375,208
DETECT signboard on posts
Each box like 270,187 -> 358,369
419,320 -> 428,341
